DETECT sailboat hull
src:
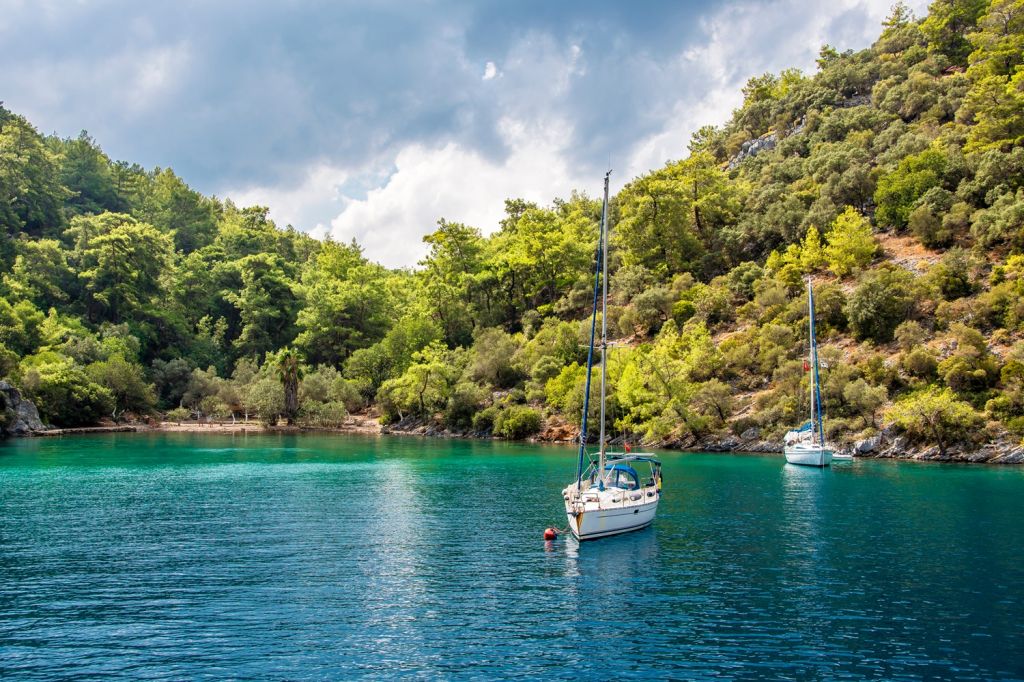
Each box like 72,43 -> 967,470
565,495 -> 659,541
784,445 -> 833,467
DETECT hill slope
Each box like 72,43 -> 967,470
1,1 -> 1023,461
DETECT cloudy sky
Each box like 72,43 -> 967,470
0,0 -> 926,267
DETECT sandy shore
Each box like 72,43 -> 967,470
28,414 -> 384,437
152,414 -> 383,435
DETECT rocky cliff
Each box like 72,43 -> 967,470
0,381 -> 46,437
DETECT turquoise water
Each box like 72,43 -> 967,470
1,433 -> 1023,680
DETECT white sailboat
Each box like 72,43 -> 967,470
562,171 -> 662,541
784,279 -> 834,467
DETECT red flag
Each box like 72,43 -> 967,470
803,360 -> 810,372
625,443 -> 632,453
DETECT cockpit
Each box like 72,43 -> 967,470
592,463 -> 640,490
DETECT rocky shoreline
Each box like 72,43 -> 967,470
381,416 -> 1024,465
4,388 -> 1022,464
675,430 -> 1024,464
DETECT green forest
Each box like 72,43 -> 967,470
2,0 -> 1023,454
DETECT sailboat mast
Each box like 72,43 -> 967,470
808,279 -> 825,446
598,170 -> 611,475
807,279 -> 814,440
575,197 -> 604,490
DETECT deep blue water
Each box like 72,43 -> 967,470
1,432 -> 1023,679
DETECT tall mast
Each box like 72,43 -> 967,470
575,193 -> 604,490
598,170 -> 611,476
808,278 -> 824,446
807,279 -> 814,438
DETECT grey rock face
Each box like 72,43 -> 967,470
0,380 -> 46,437
727,132 -> 778,170
855,436 -> 881,454
740,427 -> 760,441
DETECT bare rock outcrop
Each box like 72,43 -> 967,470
0,381 -> 46,437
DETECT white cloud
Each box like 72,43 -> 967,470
226,163 -> 351,235
326,117 -> 587,268
482,61 -> 498,80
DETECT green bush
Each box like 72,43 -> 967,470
672,299 -> 696,326
166,406 -> 190,422
0,343 -> 18,379
902,347 -> 938,379
926,248 -> 974,301
824,207 -> 878,277
894,320 -> 928,351
21,362 -> 114,427
86,353 -> 155,415
472,406 -> 499,433
804,287 -> 839,333
874,147 -> 947,229
909,204 -> 955,248
466,328 -> 523,388
299,400 -> 347,428
846,266 -> 917,342
444,382 -> 486,429
330,377 -> 364,413
246,376 -> 284,426
493,406 -> 543,440
884,386 -> 985,454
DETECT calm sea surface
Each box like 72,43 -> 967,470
1,432 -> 1022,680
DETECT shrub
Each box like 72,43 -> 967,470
842,378 -> 887,426
689,283 -> 734,327
926,248 -> 974,301
894,320 -> 928,351
874,147 -> 946,229
0,343 -> 19,379
902,347 -> 939,379
691,379 -> 734,427
472,406 -> 499,433
151,357 -> 195,409
330,378 -> 364,413
21,361 -> 114,427
444,382 -> 486,429
467,328 -> 523,388
824,207 -> 877,277
246,376 -> 284,426
86,353 -> 156,416
846,266 -> 917,342
909,200 -> 963,248
629,287 -> 673,336
884,386 -> 985,454
166,406 -> 190,423
672,300 -> 696,326
493,406 -> 543,440
299,400 -> 347,428
815,284 -> 848,331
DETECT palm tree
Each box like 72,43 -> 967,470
277,348 -> 302,425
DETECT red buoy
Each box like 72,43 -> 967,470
543,527 -> 558,541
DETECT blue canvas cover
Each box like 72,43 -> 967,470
603,463 -> 640,489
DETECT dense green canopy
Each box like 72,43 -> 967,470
1,0 -> 1023,451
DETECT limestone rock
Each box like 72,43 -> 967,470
0,380 -> 46,438
855,436 -> 881,454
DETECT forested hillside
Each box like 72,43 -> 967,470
2,1 -> 1023,455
